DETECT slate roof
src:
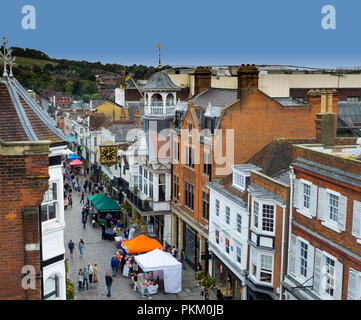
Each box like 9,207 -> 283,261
108,124 -> 143,143
338,101 -> 361,124
273,97 -> 307,106
140,71 -> 180,91
192,88 -> 237,109
0,77 -> 67,143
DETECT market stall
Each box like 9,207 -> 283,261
121,234 -> 164,255
134,248 -> 182,294
67,153 -> 81,161
69,159 -> 83,167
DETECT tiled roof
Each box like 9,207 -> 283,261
0,77 -> 67,143
192,88 -> 237,109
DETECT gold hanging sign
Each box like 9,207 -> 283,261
99,145 -> 118,167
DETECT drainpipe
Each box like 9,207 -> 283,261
38,205 -> 44,300
280,204 -> 286,300
284,166 -> 296,299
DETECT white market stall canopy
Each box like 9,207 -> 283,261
134,248 -> 182,294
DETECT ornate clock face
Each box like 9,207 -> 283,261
100,146 -> 117,165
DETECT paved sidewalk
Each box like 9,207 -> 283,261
63,174 -> 215,300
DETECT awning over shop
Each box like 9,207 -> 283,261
121,234 -> 164,255
69,159 -> 83,167
68,153 -> 81,161
87,193 -> 121,212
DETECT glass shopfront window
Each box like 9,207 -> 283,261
184,223 -> 198,268
213,256 -> 243,300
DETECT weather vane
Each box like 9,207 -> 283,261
0,36 -> 14,77
155,44 -> 162,69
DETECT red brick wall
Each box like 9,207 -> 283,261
216,90 -> 338,178
292,151 -> 361,299
0,153 -> 49,300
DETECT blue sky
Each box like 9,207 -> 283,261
0,0 -> 359,67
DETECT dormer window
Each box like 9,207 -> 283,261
233,171 -> 246,191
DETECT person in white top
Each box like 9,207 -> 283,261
88,263 -> 94,283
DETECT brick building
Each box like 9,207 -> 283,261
283,143 -> 361,299
170,64 -> 338,271
0,42 -> 69,300
282,101 -> 361,299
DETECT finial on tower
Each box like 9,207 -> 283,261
155,44 -> 162,69
0,36 -> 14,78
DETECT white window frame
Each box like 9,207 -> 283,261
352,200 -> 361,243
215,199 -> 220,217
232,170 -> 246,191
41,181 -> 59,223
215,229 -> 220,245
225,206 -> 230,225
249,248 -> 274,286
251,198 -> 276,236
236,245 -> 242,264
321,189 -> 342,233
236,213 -> 242,234
225,237 -> 230,254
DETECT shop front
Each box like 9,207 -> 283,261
213,253 -> 244,300
183,222 -> 199,269
143,215 -> 164,244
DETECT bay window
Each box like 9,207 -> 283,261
252,199 -> 275,235
41,182 -> 58,222
250,248 -> 274,285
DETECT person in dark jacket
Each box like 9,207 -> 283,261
101,223 -> 106,239
82,214 -> 87,229
105,272 -> 113,297
68,240 -> 74,258
111,256 -> 119,276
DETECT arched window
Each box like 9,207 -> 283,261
151,93 -> 163,106
44,274 -> 60,300
166,93 -> 174,106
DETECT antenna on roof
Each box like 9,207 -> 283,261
155,44 -> 162,69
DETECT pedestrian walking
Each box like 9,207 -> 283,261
79,239 -> 84,258
105,272 -> 113,297
111,256 -> 119,276
93,264 -> 99,283
80,192 -> 85,204
180,249 -> 186,270
124,227 -> 129,240
83,267 -> 89,290
68,240 -> 74,258
69,195 -> 73,208
83,184 -> 87,194
164,241 -> 171,252
106,213 -> 112,228
77,269 -> 83,291
172,246 -> 177,259
131,273 -> 138,292
77,184 -> 81,194
88,263 -> 94,284
82,214 -> 87,229
88,181 -> 92,192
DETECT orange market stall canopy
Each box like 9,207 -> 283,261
121,234 -> 164,254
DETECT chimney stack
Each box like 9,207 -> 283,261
193,66 -> 212,96
237,64 -> 259,101
314,89 -> 338,147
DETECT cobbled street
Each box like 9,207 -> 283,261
64,175 -> 210,300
